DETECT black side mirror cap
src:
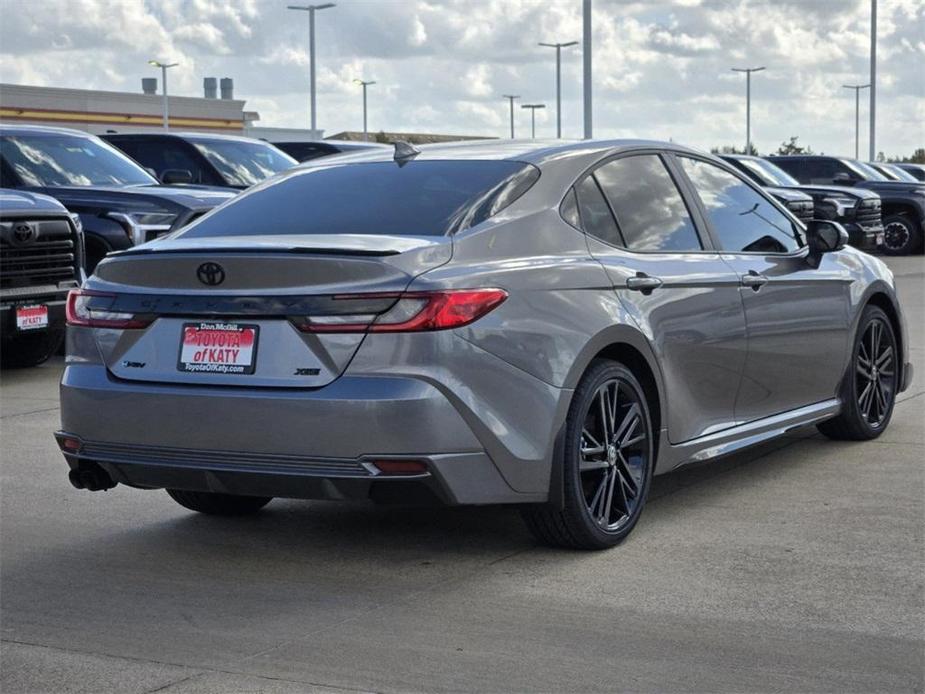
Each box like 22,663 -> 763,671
807,219 -> 849,255
160,169 -> 193,185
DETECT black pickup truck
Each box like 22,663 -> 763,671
767,155 -> 924,255
721,155 -> 883,251
0,125 -> 236,271
1,189 -> 83,367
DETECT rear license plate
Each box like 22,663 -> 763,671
16,305 -> 48,331
178,322 -> 258,374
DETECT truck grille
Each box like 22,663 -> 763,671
0,218 -> 79,290
786,200 -> 814,223
855,199 -> 882,229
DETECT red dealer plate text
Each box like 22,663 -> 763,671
16,305 -> 48,331
178,322 -> 258,374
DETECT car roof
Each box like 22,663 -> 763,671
105,131 -> 271,144
0,123 -> 96,138
296,138 -> 705,167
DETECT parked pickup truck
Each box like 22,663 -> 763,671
0,125 -> 236,271
767,155 -> 923,255
722,155 -> 884,251
1,189 -> 84,367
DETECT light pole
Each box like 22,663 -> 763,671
354,79 -> 376,142
842,84 -> 870,159
731,66 -> 765,154
287,3 -> 336,134
148,60 -> 178,131
521,103 -> 546,139
502,95 -> 520,138
539,40 -> 578,138
582,0 -> 592,140
869,0 -> 877,161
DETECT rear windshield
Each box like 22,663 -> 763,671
178,160 -> 539,238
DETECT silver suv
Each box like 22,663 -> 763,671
57,140 -> 912,549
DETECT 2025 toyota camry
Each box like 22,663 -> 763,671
57,140 -> 913,549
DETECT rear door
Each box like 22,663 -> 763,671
576,151 -> 748,443
675,155 -> 851,422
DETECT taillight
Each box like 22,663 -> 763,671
295,289 -> 508,334
66,289 -> 152,329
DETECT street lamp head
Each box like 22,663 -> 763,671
354,79 -> 376,86
503,94 -> 520,100
731,66 -> 765,73
521,104 -> 546,109
287,3 -> 336,9
842,83 -> 871,90
149,60 -> 178,68
539,41 -> 579,49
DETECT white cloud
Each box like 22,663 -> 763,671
0,0 -> 922,156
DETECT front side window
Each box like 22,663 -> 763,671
112,138 -> 216,185
179,160 -> 537,238
738,158 -> 800,187
188,138 -> 297,187
594,154 -> 702,252
0,133 -> 156,187
680,157 -> 802,254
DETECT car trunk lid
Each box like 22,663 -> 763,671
86,234 -> 451,388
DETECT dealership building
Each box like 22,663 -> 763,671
0,80 -> 290,136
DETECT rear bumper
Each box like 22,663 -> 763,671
58,364 -> 543,505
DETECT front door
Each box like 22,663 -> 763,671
676,155 -> 852,422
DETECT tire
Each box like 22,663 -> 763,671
166,489 -> 272,516
818,305 -> 898,440
0,329 -> 64,369
522,359 -> 655,550
881,214 -> 922,256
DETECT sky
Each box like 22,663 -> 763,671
0,0 -> 923,158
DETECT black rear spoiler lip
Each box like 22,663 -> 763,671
111,246 -> 401,258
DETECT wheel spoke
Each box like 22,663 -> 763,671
580,457 -> 609,472
616,452 -> 640,496
598,388 -> 612,443
858,381 -> 874,419
856,362 -> 871,379
613,403 -> 640,447
582,427 -> 603,450
876,346 -> 893,369
588,472 -> 608,518
601,466 -> 618,524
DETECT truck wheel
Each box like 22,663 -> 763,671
0,330 -> 64,369
521,359 -> 654,550
881,214 -> 922,255
166,489 -> 272,515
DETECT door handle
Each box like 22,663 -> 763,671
741,270 -> 769,290
625,272 -> 663,294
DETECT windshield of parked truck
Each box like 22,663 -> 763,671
0,133 -> 157,187
188,138 -> 297,187
738,158 -> 801,187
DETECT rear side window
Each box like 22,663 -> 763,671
180,160 -> 538,238
593,155 -> 702,252
575,176 -> 622,246
679,157 -> 803,254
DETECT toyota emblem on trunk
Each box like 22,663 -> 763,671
12,222 -> 37,245
197,262 -> 225,286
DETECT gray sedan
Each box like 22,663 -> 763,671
57,139 -> 913,549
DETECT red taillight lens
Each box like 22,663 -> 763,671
66,289 -> 152,329
296,289 -> 507,334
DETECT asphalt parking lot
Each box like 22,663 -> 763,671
1,256 -> 922,694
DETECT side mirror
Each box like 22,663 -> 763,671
160,169 -> 193,185
832,172 -> 853,184
807,220 -> 849,255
